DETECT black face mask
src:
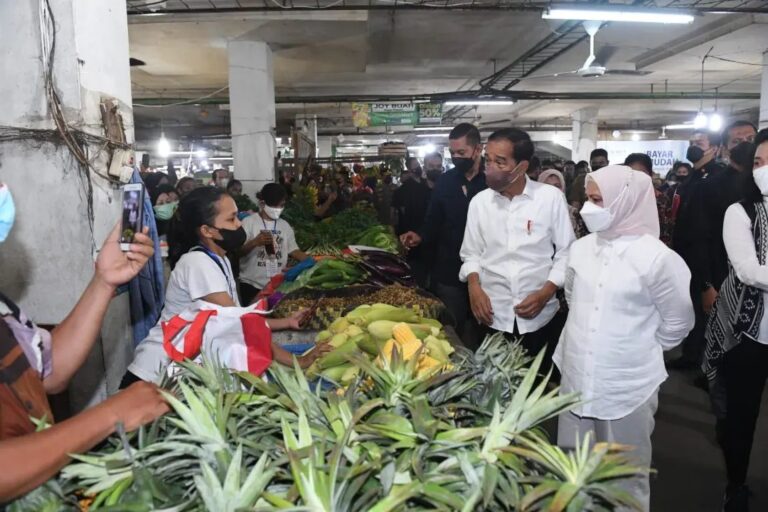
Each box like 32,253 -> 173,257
211,225 -> 247,253
452,156 -> 475,174
686,145 -> 705,164
426,169 -> 443,183
729,141 -> 756,169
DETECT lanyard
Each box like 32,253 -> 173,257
261,216 -> 278,233
192,246 -> 236,301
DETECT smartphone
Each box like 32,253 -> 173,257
261,229 -> 276,256
120,183 -> 145,251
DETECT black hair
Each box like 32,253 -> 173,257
722,120 -> 758,147
424,151 -> 443,162
226,179 -> 242,192
176,176 -> 196,191
151,184 -> 178,206
693,130 -> 720,147
256,183 -> 287,206
405,157 -> 421,171
541,159 -> 554,169
167,187 -> 227,269
743,128 -> 768,204
565,160 -> 575,166
529,155 -> 542,172
363,177 -> 377,190
672,161 -> 692,173
487,127 -> 535,163
449,123 -> 481,147
212,168 -> 229,180
624,153 -> 653,175
590,148 -> 608,161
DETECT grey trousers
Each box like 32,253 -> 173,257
557,391 -> 659,512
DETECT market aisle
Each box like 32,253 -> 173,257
651,366 -> 768,511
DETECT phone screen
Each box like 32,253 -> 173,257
120,187 -> 144,246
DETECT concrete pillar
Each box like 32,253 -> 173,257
228,41 -> 276,198
760,50 -> 768,129
0,0 -> 134,410
572,107 -> 599,163
295,114 -> 318,156
317,136 -> 333,158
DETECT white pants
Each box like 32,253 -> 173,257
557,391 -> 659,512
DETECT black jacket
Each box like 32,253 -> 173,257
417,168 -> 486,287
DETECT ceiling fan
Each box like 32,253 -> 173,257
522,21 -> 651,80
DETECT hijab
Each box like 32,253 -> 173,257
586,165 -> 660,239
538,169 -> 566,192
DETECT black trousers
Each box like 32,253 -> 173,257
481,310 -> 566,381
434,282 -> 472,347
239,283 -> 261,307
722,338 -> 768,486
681,281 -> 707,365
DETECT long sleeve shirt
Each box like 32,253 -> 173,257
459,179 -> 575,334
417,168 -> 486,287
723,201 -> 768,344
554,234 -> 695,420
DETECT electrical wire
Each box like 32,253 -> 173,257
708,55 -> 768,67
133,86 -> 230,108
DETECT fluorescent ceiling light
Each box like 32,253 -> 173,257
444,100 -> 515,106
543,6 -> 694,24
665,124 -> 695,130
417,133 -> 450,138
414,126 -> 453,131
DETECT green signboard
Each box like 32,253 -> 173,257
352,102 -> 443,128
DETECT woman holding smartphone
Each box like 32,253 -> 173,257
239,183 -> 310,306
125,187 -> 326,386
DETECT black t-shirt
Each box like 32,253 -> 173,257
392,180 -> 431,236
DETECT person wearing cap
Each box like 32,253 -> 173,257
555,165 -> 695,511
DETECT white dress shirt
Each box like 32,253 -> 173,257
723,201 -> 768,344
459,178 -> 575,334
554,234 -> 694,420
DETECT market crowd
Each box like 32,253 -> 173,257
1,119 -> 767,512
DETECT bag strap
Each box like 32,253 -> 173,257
162,310 -> 218,362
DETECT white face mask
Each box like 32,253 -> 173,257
264,205 -> 284,220
580,200 -> 614,233
753,165 -> 768,196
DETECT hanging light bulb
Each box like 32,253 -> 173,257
708,112 -> 723,133
693,112 -> 708,129
157,133 -> 171,158
612,130 -> 622,139
631,133 -> 641,142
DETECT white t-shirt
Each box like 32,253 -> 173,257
240,215 -> 300,289
128,249 -> 240,383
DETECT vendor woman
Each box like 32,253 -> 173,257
0,182 -> 168,502
239,183 -> 309,306
125,186 -> 328,386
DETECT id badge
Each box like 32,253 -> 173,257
266,256 -> 280,278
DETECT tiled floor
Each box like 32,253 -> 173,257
650,367 -> 768,511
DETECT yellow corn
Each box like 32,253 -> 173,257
393,323 -> 418,345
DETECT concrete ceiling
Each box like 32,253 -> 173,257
127,2 -> 768,148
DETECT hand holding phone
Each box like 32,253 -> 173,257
120,183 -> 145,252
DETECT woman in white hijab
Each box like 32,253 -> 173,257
554,165 -> 695,511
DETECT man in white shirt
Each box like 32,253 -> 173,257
460,128 -> 575,371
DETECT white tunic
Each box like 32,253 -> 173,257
554,234 -> 694,420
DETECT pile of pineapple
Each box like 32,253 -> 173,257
307,303 -> 455,386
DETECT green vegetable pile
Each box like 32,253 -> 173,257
283,190 -> 398,253
12,335 -> 646,512
304,259 -> 365,290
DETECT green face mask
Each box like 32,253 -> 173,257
153,201 -> 178,221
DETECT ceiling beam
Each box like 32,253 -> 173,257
133,89 -> 760,106
634,14 -> 755,70
128,10 -> 368,23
